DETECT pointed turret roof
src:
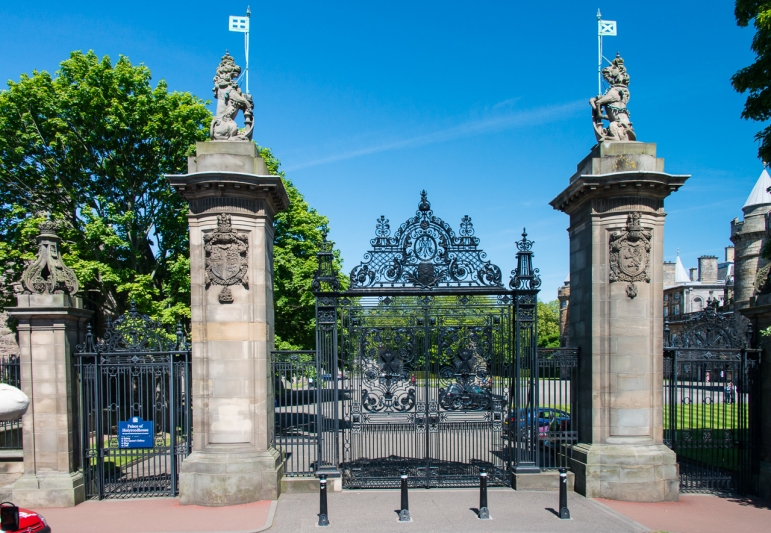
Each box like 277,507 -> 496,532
743,168 -> 771,209
675,252 -> 690,283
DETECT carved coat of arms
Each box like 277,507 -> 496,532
609,212 -> 652,299
204,214 -> 249,303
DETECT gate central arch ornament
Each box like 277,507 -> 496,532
349,190 -> 503,289
311,190 -> 542,488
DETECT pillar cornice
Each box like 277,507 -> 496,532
550,171 -> 689,215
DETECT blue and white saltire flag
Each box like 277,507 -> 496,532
599,19 -> 617,36
229,15 -> 249,32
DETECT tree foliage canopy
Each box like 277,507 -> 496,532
733,1 -> 771,161
0,51 -> 343,350
0,50 -> 209,323
537,300 -> 561,348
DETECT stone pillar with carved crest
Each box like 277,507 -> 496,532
550,141 -> 688,501
7,221 -> 92,507
167,140 -> 289,505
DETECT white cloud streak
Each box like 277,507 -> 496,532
284,100 -> 586,171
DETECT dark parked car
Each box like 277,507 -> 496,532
502,407 -> 571,444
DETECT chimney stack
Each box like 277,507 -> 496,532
663,262 -> 675,287
698,255 -> 719,284
725,246 -> 735,263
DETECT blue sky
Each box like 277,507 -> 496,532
0,1 -> 762,300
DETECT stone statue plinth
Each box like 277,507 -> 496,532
168,141 -> 289,505
550,141 -> 688,502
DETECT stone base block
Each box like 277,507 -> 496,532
512,470 -> 575,491
759,461 -> 771,503
12,472 -> 85,507
569,443 -> 678,502
179,447 -> 283,506
281,476 -> 342,493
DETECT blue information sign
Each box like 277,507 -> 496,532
118,417 -> 154,449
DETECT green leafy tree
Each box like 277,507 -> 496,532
537,300 -> 561,348
0,51 -> 209,324
733,2 -> 771,162
258,147 -> 346,350
0,51 -> 344,351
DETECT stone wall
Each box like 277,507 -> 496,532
0,312 -> 19,359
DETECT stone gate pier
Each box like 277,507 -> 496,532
168,140 -> 288,505
166,52 -> 289,506
551,141 -> 688,501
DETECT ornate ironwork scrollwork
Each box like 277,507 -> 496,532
436,326 -> 497,411
348,191 -> 503,289
312,233 -> 341,291
509,229 -> 541,290
359,327 -> 418,413
668,307 -> 749,350
76,301 -> 189,357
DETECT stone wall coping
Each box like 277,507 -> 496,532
6,306 -> 93,321
550,170 -> 690,214
167,171 -> 289,214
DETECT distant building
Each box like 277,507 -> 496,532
663,250 -> 733,319
730,168 -> 771,309
558,276 -> 570,347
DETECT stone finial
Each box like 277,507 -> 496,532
210,51 -> 255,141
589,53 -> 637,143
20,219 -> 79,295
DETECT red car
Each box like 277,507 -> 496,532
1,507 -> 50,533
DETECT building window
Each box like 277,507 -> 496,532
673,304 -> 680,315
664,307 -> 668,317
674,293 -> 680,302
664,294 -> 669,302
693,297 -> 703,311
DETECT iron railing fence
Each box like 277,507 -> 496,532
663,347 -> 760,495
0,355 -> 22,449
535,348 -> 578,470
271,350 -> 320,477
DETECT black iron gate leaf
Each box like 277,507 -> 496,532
663,308 -> 760,495
76,303 -> 192,499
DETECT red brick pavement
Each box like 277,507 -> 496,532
597,494 -> 770,533
30,498 -> 274,533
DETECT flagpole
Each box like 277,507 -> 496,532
245,6 -> 251,94
597,9 -> 602,96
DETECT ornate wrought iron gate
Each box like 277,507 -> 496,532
76,304 -> 192,499
312,191 -> 542,488
663,308 -> 760,494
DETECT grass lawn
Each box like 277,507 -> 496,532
664,404 -> 746,430
670,428 -> 744,472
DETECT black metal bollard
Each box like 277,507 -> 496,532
558,468 -> 570,519
318,474 -> 329,526
478,467 -> 490,519
399,469 -> 411,522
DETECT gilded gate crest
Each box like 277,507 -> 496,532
204,214 -> 249,303
609,212 -> 651,299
